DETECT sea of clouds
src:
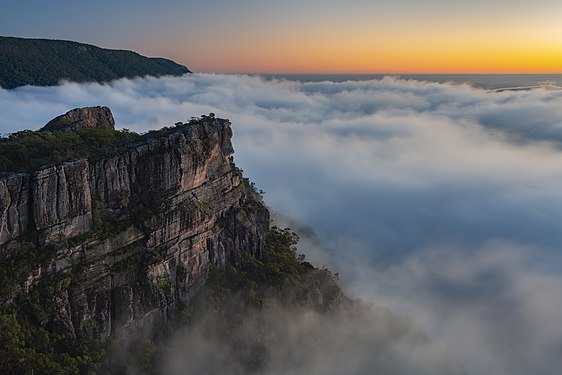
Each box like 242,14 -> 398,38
2,74 -> 562,374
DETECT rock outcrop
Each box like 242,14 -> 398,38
41,106 -> 115,132
0,109 -> 269,341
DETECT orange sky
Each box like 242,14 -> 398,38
154,1 -> 562,74
4,0 -> 562,74
158,31 -> 562,74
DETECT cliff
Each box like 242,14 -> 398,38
0,108 -> 269,342
0,36 -> 190,89
0,109 -> 464,375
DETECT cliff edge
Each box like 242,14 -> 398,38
0,108 -> 269,341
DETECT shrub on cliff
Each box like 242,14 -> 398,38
0,127 -> 141,174
99,227 -> 344,374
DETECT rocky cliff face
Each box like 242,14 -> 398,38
0,109 -> 269,341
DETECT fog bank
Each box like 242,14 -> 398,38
2,74 -> 562,374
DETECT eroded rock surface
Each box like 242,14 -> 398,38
0,110 -> 269,341
41,106 -> 115,132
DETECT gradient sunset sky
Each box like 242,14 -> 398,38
2,0 -> 561,74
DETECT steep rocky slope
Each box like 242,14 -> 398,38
0,108 -> 269,342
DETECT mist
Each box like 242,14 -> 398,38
2,74 -> 562,374
161,299 -> 463,375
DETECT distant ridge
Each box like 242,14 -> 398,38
0,36 -> 191,89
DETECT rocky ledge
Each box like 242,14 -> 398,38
0,108 -> 269,341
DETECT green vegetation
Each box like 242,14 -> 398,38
92,207 -> 130,239
100,228 -> 342,374
0,36 -> 190,89
242,177 -> 265,200
0,114 -> 220,174
156,277 -> 171,290
0,278 -> 104,375
0,222 -> 341,374
0,126 -> 142,174
0,235 -> 57,297
0,237 -> 91,374
181,228 -> 342,374
199,227 -> 339,311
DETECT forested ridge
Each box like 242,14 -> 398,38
0,36 -> 190,89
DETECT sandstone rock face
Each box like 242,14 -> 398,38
0,115 -> 269,341
33,160 -> 93,243
0,173 -> 30,245
41,106 -> 115,132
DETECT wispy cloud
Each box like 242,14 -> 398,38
162,298 -> 462,375
2,74 -> 562,374
346,242 -> 562,375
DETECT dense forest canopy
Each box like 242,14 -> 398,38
0,36 -> 190,89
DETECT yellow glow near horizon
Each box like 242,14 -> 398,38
151,3 -> 562,74
4,1 -> 561,74
182,39 -> 562,75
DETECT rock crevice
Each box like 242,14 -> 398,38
0,108 -> 269,341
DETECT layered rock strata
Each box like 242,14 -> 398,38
0,109 -> 269,341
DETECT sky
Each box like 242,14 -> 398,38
2,74 -> 562,374
1,0 -> 561,73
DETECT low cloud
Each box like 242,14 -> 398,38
2,74 -> 562,374
162,299 -> 463,375
345,242 -> 562,375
